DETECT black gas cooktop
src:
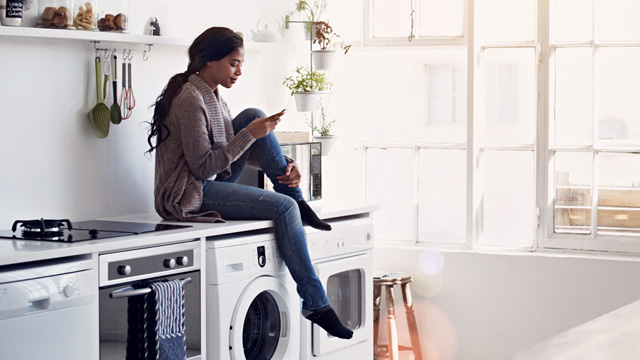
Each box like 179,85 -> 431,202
0,218 -> 192,242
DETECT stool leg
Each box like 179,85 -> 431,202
401,282 -> 423,360
373,284 -> 382,357
386,284 -> 399,360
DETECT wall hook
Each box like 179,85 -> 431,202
142,50 -> 148,61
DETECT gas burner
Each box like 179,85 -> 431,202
12,219 -> 73,233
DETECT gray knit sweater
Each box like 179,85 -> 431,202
154,74 -> 256,222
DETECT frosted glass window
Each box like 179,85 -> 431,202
597,153 -> 640,235
482,150 -> 535,248
597,48 -> 640,142
552,0 -> 593,42
372,0 -> 412,38
553,48 -> 593,146
366,148 -> 415,242
427,65 -> 467,124
483,0 -> 535,42
554,152 -> 593,235
482,48 -> 536,144
419,0 -> 464,37
418,149 -> 466,244
596,0 -> 640,41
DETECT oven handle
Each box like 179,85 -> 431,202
108,277 -> 192,299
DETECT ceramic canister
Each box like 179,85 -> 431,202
0,0 -> 23,26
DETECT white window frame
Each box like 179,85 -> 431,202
364,0 -> 468,47
363,0 -> 640,254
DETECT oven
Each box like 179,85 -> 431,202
98,241 -> 202,360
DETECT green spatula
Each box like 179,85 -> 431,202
88,57 -> 111,138
110,55 -> 122,124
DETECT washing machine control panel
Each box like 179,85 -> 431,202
307,218 -> 373,261
249,242 -> 283,273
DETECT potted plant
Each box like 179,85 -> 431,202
284,0 -> 327,40
312,21 -> 351,70
283,66 -> 332,112
308,103 -> 337,155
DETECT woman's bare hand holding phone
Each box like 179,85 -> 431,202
246,109 -> 286,139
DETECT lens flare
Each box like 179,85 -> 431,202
419,250 -> 445,275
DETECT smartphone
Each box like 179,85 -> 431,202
270,109 -> 286,122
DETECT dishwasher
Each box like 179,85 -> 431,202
0,257 -> 95,360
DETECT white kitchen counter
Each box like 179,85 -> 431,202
0,204 -> 376,266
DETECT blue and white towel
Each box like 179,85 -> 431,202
125,279 -> 186,360
151,280 -> 187,360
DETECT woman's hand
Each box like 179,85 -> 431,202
277,160 -> 302,188
245,110 -> 285,139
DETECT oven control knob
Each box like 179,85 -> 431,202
62,284 -> 75,298
164,258 -> 177,269
117,265 -> 132,276
176,256 -> 189,266
258,255 -> 266,267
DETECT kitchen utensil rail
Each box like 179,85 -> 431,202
109,277 -> 192,299
91,41 -> 152,61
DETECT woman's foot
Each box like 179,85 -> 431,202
297,201 -> 332,231
303,305 -> 353,339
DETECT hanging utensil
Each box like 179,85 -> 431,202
126,61 -> 136,111
88,57 -> 110,138
110,55 -> 122,124
120,54 -> 132,120
102,55 -> 111,102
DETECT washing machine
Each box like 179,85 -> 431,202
207,230 -> 300,360
299,215 -> 375,360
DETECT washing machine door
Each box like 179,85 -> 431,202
229,276 -> 295,360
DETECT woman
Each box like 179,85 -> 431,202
147,27 -> 352,339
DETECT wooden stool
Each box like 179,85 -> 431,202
373,273 -> 423,360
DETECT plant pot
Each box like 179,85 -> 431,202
312,50 -> 336,70
293,92 -> 320,112
313,135 -> 337,155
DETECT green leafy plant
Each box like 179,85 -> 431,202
307,102 -> 336,136
284,0 -> 327,34
282,67 -> 332,95
313,21 -> 351,54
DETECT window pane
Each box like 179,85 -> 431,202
366,148 -> 415,241
372,0 -> 412,38
419,0 -> 464,37
597,0 -> 640,41
418,149 -> 466,244
482,0 -> 536,42
554,152 -> 593,234
553,48 -> 593,146
427,65 -> 467,125
552,0 -> 593,42
482,150 -> 535,248
598,48 -> 640,143
429,96 -> 452,123
482,48 -> 537,144
597,153 -> 640,235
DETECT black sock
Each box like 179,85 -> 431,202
297,201 -> 332,231
304,305 -> 353,339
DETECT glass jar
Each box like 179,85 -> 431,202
73,1 -> 97,30
37,0 -> 74,29
97,0 -> 127,32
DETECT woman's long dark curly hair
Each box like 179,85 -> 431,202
146,27 -> 244,154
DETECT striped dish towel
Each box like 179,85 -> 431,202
151,280 -> 187,360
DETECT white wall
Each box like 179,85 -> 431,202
374,247 -> 640,359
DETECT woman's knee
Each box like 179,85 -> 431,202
235,108 -> 265,124
275,195 -> 299,219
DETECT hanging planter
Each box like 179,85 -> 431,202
313,135 -> 337,155
311,50 -> 336,70
293,92 -> 320,112
283,67 -> 332,113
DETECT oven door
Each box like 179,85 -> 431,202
312,251 -> 373,356
99,271 -> 201,360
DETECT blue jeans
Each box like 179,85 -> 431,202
199,108 -> 329,311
